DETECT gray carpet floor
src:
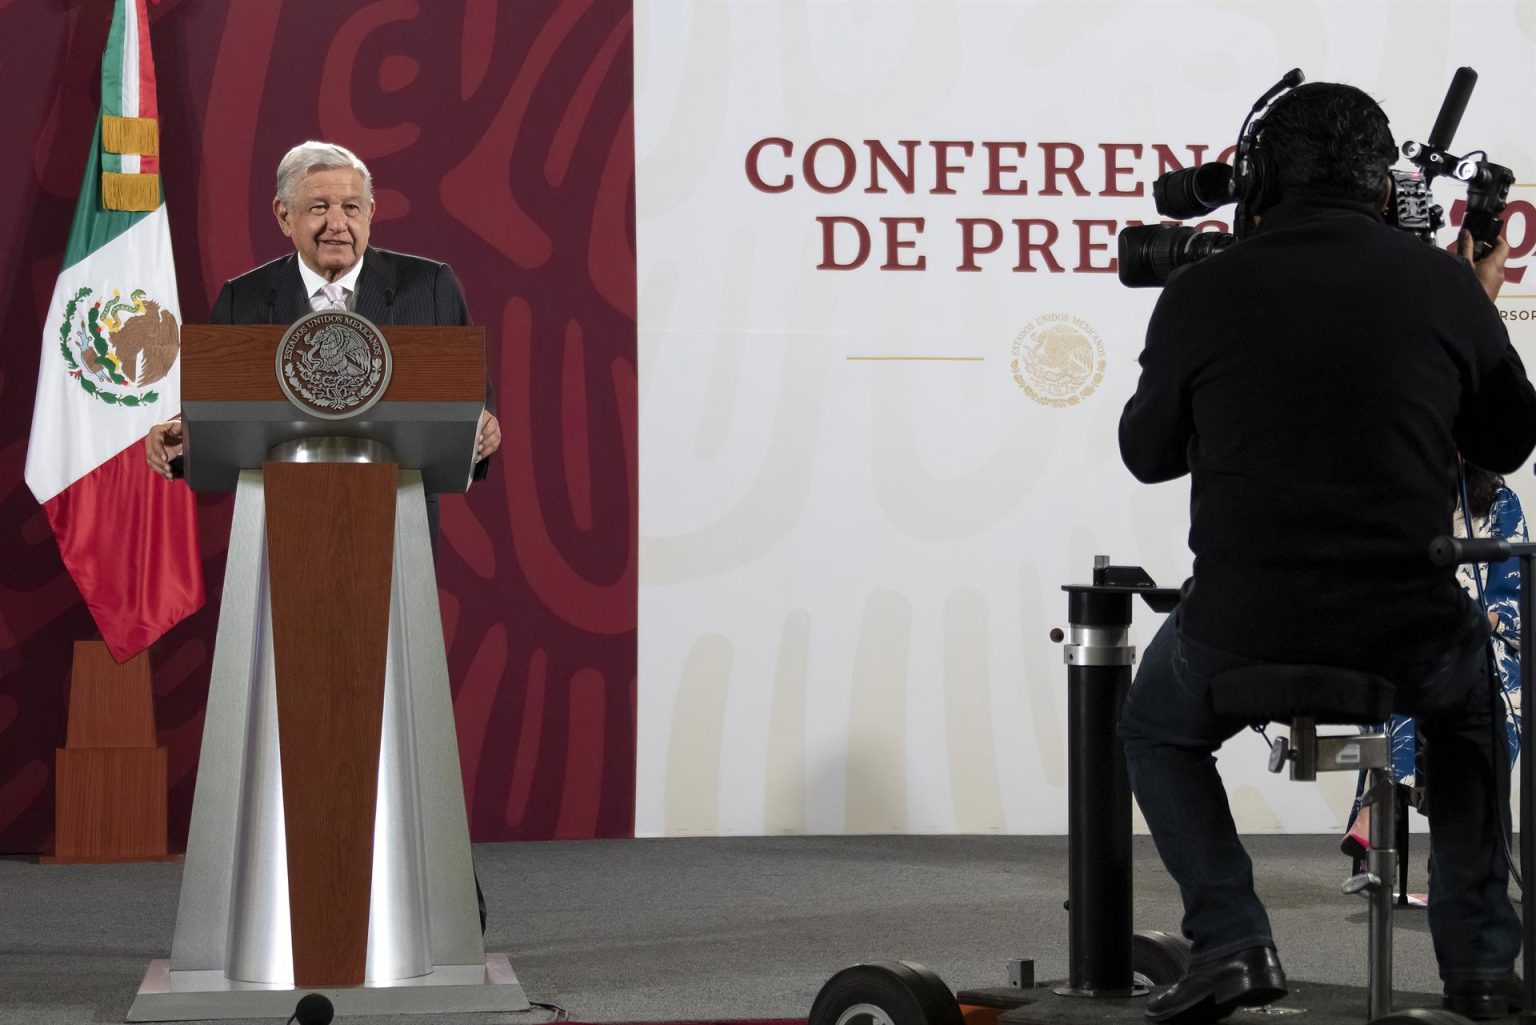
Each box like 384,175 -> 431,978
0,835 -> 1463,1025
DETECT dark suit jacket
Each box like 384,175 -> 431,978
209,247 -> 492,539
209,246 -> 472,330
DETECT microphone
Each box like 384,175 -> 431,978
285,993 -> 334,1025
1250,67 -> 1304,112
266,288 -> 278,324
383,287 -> 397,325
1427,66 -> 1477,152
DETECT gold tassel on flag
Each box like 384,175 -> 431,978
102,115 -> 159,155
102,172 -> 160,211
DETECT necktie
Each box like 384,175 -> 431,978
321,282 -> 347,310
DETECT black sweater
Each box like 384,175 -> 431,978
1120,196 -> 1536,676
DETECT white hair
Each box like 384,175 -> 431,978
275,141 -> 373,206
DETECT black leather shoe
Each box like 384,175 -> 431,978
1444,974 -> 1523,1020
1145,946 -> 1287,1024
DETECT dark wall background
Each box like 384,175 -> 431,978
0,0 -> 637,850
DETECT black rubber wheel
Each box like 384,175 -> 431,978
809,961 -> 964,1025
1368,1009 -> 1475,1025
1131,930 -> 1191,987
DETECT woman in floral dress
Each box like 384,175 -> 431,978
1342,464 -> 1525,872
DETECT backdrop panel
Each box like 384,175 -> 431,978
634,0 -> 1536,836
0,0 -> 637,852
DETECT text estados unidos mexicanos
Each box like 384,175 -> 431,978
744,137 -> 1533,280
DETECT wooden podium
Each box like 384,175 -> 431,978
126,322 -> 528,1021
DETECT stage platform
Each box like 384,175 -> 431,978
0,834 -> 1462,1025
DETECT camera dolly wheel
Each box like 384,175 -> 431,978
1131,930 -> 1191,988
809,962 -> 963,1025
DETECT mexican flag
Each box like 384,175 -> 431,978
23,0 -> 203,661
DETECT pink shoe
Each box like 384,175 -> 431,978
1340,828 -> 1369,859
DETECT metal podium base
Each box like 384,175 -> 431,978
138,465 -> 522,1021
126,954 -> 530,1021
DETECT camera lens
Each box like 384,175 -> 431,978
1117,224 -> 1236,287
1153,163 -> 1236,219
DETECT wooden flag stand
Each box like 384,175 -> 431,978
44,640 -> 175,863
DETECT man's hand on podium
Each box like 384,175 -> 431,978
145,420 -> 184,480
476,410 -> 501,461
144,412 -> 499,481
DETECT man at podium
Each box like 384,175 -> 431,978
144,140 -> 501,524
142,140 -> 500,933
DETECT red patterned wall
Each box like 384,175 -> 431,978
0,0 -> 637,850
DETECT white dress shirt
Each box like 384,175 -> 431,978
297,254 -> 365,312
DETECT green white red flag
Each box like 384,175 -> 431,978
24,0 -> 203,660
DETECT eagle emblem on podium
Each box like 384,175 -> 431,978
276,309 -> 392,419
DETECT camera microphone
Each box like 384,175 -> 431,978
1427,66 -> 1476,152
1402,66 -> 1508,257
1406,67 -> 1477,176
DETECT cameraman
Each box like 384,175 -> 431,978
1117,82 -> 1536,1023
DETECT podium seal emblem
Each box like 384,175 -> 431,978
275,309 -> 392,419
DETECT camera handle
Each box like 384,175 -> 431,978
1456,159 -> 1515,261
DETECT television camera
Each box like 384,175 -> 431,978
1117,67 -> 1514,287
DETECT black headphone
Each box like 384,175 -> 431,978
1232,68 -> 1305,238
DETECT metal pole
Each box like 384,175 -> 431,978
1521,554 -> 1534,1025
1058,583 -> 1136,997
1365,768 -> 1394,1020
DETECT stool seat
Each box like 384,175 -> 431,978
1209,663 -> 1400,1020
1210,664 -> 1395,725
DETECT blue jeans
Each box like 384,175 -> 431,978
1120,603 -> 1520,980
